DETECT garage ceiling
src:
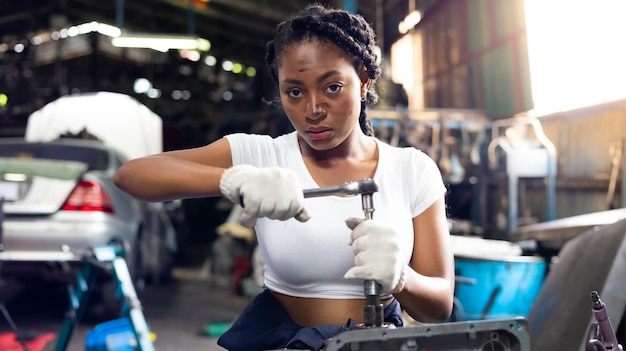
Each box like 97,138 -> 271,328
0,0 -> 410,136
1,0 -> 406,68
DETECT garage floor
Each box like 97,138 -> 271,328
0,265 -> 251,351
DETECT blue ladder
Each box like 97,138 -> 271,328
54,244 -> 154,351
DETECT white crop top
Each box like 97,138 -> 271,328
225,131 -> 446,299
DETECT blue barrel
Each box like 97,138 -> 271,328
451,236 -> 547,321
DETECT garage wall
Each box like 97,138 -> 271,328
537,99 -> 626,218
418,0 -> 532,119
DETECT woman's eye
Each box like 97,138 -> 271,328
287,89 -> 302,98
326,84 -> 342,94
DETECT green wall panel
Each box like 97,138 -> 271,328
419,0 -> 533,119
482,42 -> 519,118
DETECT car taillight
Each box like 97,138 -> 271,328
61,180 -> 114,213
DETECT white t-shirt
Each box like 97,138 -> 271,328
225,131 -> 447,299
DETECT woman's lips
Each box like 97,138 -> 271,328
306,128 -> 333,140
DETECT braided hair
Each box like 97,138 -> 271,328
265,3 -> 381,137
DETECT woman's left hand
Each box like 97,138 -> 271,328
344,218 -> 406,295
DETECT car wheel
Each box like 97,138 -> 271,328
88,277 -> 123,321
141,218 -> 176,286
129,234 -> 146,294
157,246 -> 175,284
143,243 -> 175,285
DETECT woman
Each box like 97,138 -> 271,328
114,4 -> 454,350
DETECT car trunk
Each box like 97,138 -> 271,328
0,157 -> 86,215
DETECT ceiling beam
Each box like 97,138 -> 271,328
154,0 -> 279,35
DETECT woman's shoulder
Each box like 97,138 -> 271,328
225,132 -> 272,144
224,133 -> 297,149
377,139 -> 432,164
225,132 -> 298,166
377,140 -> 443,183
226,131 -> 296,146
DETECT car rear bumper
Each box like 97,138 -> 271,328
0,250 -> 78,261
0,255 -> 83,283
2,212 -> 136,253
0,213 -> 136,282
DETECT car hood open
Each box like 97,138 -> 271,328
24,92 -> 163,160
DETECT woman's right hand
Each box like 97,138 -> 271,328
219,165 -> 311,227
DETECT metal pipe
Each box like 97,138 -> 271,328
359,191 -> 383,327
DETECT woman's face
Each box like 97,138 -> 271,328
277,39 -> 369,152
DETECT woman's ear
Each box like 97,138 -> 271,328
359,66 -> 371,98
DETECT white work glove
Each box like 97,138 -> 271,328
219,164 -> 311,228
344,217 -> 406,295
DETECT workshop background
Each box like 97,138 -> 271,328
1,0 -> 626,350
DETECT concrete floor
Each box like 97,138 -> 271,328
0,266 -> 251,351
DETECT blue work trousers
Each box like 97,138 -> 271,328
217,289 -> 404,351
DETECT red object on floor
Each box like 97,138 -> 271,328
0,332 -> 55,351
231,256 -> 250,295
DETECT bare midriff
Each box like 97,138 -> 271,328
271,291 -> 392,327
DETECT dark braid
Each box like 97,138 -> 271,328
265,3 -> 381,137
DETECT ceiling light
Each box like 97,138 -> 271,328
398,10 -> 422,34
245,67 -> 257,77
221,60 -> 233,71
204,55 -> 217,66
111,34 -> 211,52
133,78 -> 152,94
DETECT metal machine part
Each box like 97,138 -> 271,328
322,317 -> 530,351
587,291 -> 624,351
527,217 -> 626,351
303,179 -> 385,328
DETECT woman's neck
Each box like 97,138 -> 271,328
298,129 -> 375,163
298,130 -> 379,187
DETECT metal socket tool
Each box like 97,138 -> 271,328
304,178 -> 385,328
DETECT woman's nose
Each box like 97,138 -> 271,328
307,97 -> 326,119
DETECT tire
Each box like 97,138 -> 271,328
88,276 -> 124,321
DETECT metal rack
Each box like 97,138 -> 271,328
486,116 -> 557,233
369,107 -> 489,186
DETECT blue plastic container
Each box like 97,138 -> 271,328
85,317 -> 140,351
453,253 -> 546,321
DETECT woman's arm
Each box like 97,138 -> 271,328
114,137 -> 233,202
394,197 -> 455,323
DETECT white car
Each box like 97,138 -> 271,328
0,137 -> 177,318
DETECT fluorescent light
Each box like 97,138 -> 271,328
96,23 -> 122,37
111,34 -> 211,52
398,10 -> 421,34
